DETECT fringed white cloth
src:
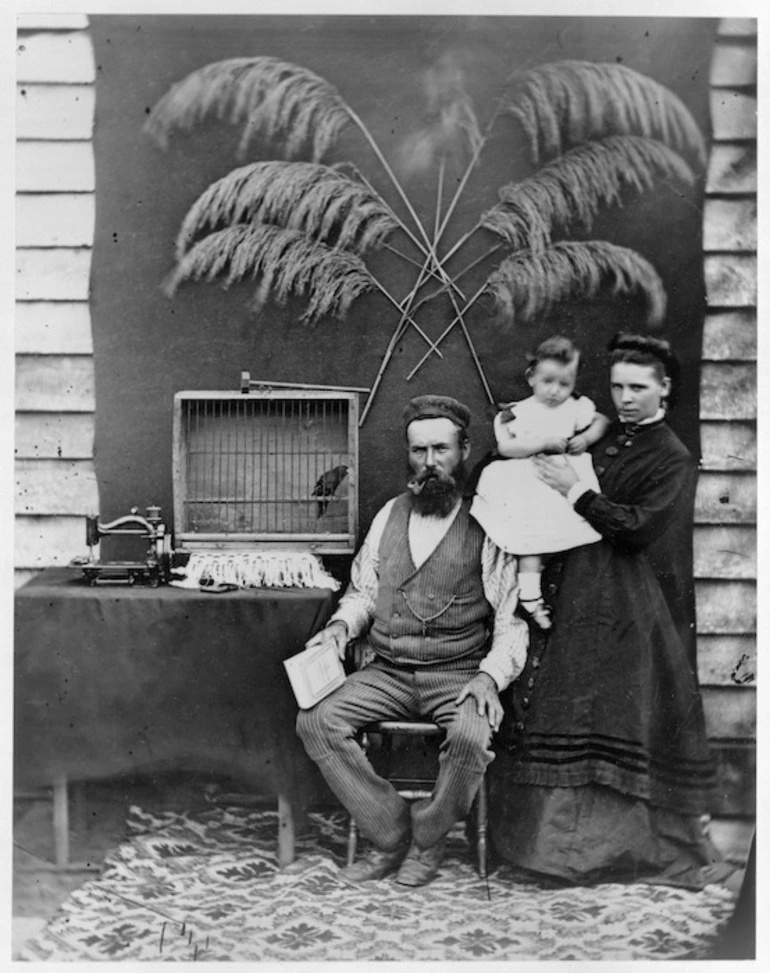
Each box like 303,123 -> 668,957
170,551 -> 341,591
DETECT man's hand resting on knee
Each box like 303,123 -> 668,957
455,672 -> 503,732
305,620 -> 349,660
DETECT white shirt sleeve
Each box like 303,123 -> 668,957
477,537 -> 528,691
329,499 -> 395,640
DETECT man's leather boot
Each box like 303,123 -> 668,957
395,837 -> 447,887
339,841 -> 409,883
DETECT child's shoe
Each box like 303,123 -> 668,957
520,598 -> 552,630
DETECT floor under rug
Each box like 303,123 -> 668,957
18,803 -> 736,962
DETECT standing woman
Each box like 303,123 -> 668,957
489,333 -> 729,888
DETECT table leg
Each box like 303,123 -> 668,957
52,774 -> 70,867
71,781 -> 87,837
277,793 -> 295,867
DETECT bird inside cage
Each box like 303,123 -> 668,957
312,464 -> 350,517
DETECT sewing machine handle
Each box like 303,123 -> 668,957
85,509 -> 161,545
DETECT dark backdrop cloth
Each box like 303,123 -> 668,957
88,15 -> 714,550
14,569 -> 334,809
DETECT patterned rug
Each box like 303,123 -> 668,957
19,804 -> 736,962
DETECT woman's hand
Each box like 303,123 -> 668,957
533,454 -> 579,496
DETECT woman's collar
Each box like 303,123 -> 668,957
617,407 -> 666,433
636,408 -> 666,426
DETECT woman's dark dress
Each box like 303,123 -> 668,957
489,418 -> 727,888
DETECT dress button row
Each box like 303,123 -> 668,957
605,446 -> 619,456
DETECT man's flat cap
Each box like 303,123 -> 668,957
403,394 -> 471,431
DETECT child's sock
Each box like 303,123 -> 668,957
518,571 -> 543,603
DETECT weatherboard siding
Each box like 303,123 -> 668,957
14,15 -> 98,583
697,17 -> 757,832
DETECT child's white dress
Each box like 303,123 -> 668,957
471,395 -> 602,554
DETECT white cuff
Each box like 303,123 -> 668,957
328,610 -> 356,640
478,659 -> 506,692
567,482 -> 592,506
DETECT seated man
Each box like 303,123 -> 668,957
297,394 -> 528,887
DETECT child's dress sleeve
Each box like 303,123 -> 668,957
493,408 -> 518,448
574,395 -> 597,434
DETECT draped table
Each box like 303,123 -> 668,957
14,568 -> 335,866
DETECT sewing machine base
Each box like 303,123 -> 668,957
68,560 -> 165,587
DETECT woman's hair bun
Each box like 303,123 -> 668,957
607,332 -> 673,365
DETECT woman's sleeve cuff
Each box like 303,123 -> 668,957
567,482 -> 592,506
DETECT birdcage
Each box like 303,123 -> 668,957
173,381 -> 359,555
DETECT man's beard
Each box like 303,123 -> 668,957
407,461 -> 467,518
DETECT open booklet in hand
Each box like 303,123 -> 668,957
283,639 -> 347,709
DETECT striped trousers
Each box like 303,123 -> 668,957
296,658 -> 494,851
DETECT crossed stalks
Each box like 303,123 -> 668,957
145,55 -> 705,425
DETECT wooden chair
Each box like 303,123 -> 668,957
345,719 -> 489,877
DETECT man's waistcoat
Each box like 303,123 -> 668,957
368,493 -> 492,666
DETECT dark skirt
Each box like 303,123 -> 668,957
488,774 -> 731,890
489,540 -> 724,888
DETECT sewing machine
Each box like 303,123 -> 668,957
69,505 -> 173,586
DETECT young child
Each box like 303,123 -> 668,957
470,335 -> 608,629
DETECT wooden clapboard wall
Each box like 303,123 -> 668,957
15,13 -> 98,589
696,17 -> 757,855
